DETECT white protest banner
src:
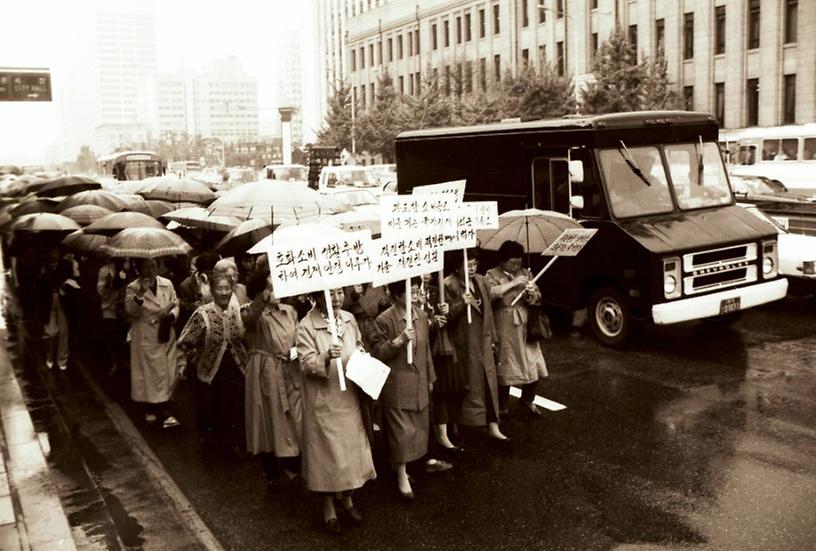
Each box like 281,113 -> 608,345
346,349 -> 391,400
510,228 -> 598,305
411,179 -> 466,202
467,201 -> 500,230
380,195 -> 459,236
441,206 -> 477,251
267,229 -> 375,299
371,231 -> 445,286
542,228 -> 598,257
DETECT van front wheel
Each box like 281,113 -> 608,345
588,287 -> 633,348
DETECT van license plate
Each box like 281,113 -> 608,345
719,297 -> 741,315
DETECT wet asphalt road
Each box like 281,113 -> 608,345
14,296 -> 816,550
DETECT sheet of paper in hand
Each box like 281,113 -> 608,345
346,349 -> 391,400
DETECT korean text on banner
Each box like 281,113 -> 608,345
441,206 -> 477,251
411,179 -> 466,202
372,232 -> 445,286
541,228 -> 598,257
380,195 -> 460,236
467,201 -> 500,230
267,230 -> 375,298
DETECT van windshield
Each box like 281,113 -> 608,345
599,146 -> 674,218
664,142 -> 732,210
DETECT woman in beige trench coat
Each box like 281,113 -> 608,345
125,258 -> 180,428
296,287 -> 376,535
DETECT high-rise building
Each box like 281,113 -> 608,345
277,30 -> 305,147
342,0 -> 815,131
190,57 -> 259,142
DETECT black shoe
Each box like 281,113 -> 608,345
324,517 -> 342,535
520,401 -> 543,417
342,506 -> 363,524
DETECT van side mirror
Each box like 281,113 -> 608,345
570,195 -> 584,211
569,160 -> 584,183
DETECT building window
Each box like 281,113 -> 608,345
591,33 -> 599,61
456,16 -> 462,43
683,13 -> 694,60
444,65 -> 451,95
465,13 -> 472,41
493,4 -> 500,35
590,0 -> 598,9
408,73 -> 414,96
445,20 -> 450,47
378,41 -> 383,64
456,63 -> 463,95
784,0 -> 797,44
522,48 -> 529,66
369,44 -> 374,66
714,6 -> 726,55
746,78 -> 759,125
538,4 -> 545,23
360,86 -> 366,108
556,0 -> 563,17
784,74 -> 796,124
522,0 -> 529,27
628,24 -> 638,57
493,54 -> 501,82
416,71 -> 421,92
398,76 -> 404,94
465,61 -> 473,93
479,57 -> 487,91
748,0 -> 760,50
360,46 -> 366,68
556,41 -> 564,76
415,29 -> 420,54
683,86 -> 694,110
715,82 -> 725,127
538,45 -> 546,69
432,24 -> 438,50
407,32 -> 413,56
398,35 -> 403,59
388,38 -> 393,61
350,49 -> 356,71
479,9 -> 486,38
655,18 -> 665,55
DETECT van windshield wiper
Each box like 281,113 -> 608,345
617,141 -> 651,187
696,136 -> 704,186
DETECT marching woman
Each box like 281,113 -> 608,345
241,270 -> 302,489
125,258 -> 181,428
296,287 -> 375,534
371,278 -> 436,500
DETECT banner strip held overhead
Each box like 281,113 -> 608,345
411,179 -> 466,202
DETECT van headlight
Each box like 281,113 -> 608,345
761,240 -> 778,278
663,256 -> 681,299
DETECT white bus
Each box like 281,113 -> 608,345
723,124 -> 816,192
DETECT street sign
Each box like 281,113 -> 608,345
0,70 -> 52,101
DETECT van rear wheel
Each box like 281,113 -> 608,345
588,286 -> 633,348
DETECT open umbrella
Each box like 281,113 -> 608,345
207,181 -> 344,225
215,218 -> 273,257
99,227 -> 192,258
38,176 -> 101,197
57,190 -> 129,212
84,211 -> 166,236
138,176 -> 216,204
476,209 -> 582,253
109,179 -> 152,195
9,197 -> 61,218
11,212 -> 81,233
60,205 -> 114,226
62,230 -> 108,252
247,222 -> 348,254
160,207 -> 242,232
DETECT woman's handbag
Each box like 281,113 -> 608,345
526,306 -> 552,342
157,313 -> 174,343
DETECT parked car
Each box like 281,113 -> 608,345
319,186 -> 380,214
318,165 -> 379,190
368,163 -> 397,184
265,164 -> 308,182
740,203 -> 816,295
730,174 -> 816,236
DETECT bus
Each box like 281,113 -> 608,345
723,124 -> 816,192
98,151 -> 165,181
396,111 -> 788,347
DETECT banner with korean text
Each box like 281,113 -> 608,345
371,231 -> 446,286
411,179 -> 466,202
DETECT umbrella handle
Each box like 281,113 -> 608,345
510,256 -> 558,306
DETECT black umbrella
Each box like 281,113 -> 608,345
215,218 -> 273,257
38,176 -> 102,197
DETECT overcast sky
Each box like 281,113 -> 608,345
0,0 -> 306,165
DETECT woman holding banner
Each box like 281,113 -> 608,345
445,249 -> 507,442
371,278 -> 436,500
296,288 -> 375,534
485,241 -> 546,417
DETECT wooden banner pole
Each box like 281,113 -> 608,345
405,278 -> 413,365
510,256 -> 558,306
324,288 -> 347,391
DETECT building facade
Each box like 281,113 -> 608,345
190,58 -> 260,143
342,0 -> 814,131
277,30 -> 306,147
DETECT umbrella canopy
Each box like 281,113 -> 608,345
84,211 -> 166,236
208,181 -> 344,225
109,179 -> 152,195
118,197 -> 182,218
476,209 -> 583,253
57,190 -> 129,212
160,207 -> 242,232
215,218 -> 273,257
247,222 -> 348,255
11,212 -> 81,233
138,176 -> 216,204
2,176 -> 44,197
99,227 -> 192,258
62,230 -> 108,252
324,208 -> 381,235
9,197 -> 61,218
38,176 -> 101,197
60,205 -> 114,226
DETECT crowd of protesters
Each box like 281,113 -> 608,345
2,237 -> 551,535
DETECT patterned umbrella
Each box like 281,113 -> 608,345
57,190 -> 129,212
215,218 -> 273,257
160,207 -> 241,232
11,213 -> 81,233
62,230 -> 108,252
84,211 -> 166,236
99,227 -> 192,258
138,176 -> 216,204
38,176 -> 102,197
60,205 -> 114,226
207,181 -> 344,225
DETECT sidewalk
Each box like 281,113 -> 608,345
0,325 -> 76,551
